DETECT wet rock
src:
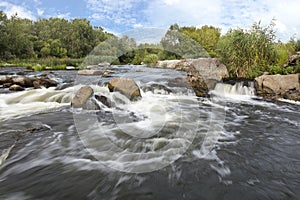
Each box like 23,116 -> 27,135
95,94 -> 115,108
82,98 -> 101,110
78,69 -> 102,76
141,83 -> 173,94
3,83 -> 12,88
9,84 -> 24,91
102,70 -> 114,77
33,77 -> 57,89
12,76 -> 35,87
0,77 -> 12,85
71,85 -> 94,108
55,83 -> 74,90
255,74 -> 300,100
108,78 -> 141,101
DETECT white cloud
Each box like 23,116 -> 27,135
0,1 -> 35,20
37,8 -> 44,16
86,0 -> 147,26
56,12 -> 71,19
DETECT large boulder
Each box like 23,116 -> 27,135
108,78 -> 141,100
159,58 -> 229,97
71,86 -> 94,108
255,74 -> 300,99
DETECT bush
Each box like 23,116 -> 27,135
217,21 -> 277,78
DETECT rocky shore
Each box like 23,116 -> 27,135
156,58 -> 300,101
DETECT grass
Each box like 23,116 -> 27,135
0,57 -> 83,71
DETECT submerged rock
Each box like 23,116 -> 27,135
95,94 -> 115,108
108,78 -> 142,101
255,74 -> 300,100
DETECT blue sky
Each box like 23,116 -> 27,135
1,0 -> 300,42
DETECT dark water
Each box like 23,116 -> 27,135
0,66 -> 300,199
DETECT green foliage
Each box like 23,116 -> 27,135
275,43 -> 290,66
180,25 -> 221,57
0,12 -> 112,60
268,65 -> 295,75
268,65 -> 284,74
217,21 -> 277,78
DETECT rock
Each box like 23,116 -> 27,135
82,98 -> 101,110
0,77 -> 12,85
108,78 -> 142,100
55,83 -> 73,90
155,58 -> 229,97
95,94 -> 115,108
285,52 -> 300,67
255,74 -> 300,99
33,81 -> 41,89
156,60 -> 181,69
71,86 -> 94,108
78,70 -> 102,76
3,83 -> 12,88
66,66 -> 76,70
12,76 -> 35,87
86,65 -> 99,70
98,62 -> 110,67
9,84 -> 24,91
102,70 -> 114,77
33,77 -> 57,89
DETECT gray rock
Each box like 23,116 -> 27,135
78,70 -> 102,76
155,58 -> 229,97
255,74 -> 300,99
108,78 -> 142,101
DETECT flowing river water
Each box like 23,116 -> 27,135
0,66 -> 300,199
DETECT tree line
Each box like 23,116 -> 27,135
1,10 -> 300,78
0,10 -> 112,59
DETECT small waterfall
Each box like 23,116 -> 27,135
211,82 -> 256,98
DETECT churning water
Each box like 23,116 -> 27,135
0,66 -> 299,199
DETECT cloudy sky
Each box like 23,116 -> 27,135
0,0 -> 300,42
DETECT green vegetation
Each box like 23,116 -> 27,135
1,10 -> 300,76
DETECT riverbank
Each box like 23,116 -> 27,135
155,58 -> 300,101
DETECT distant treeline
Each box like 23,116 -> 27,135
1,10 -> 300,78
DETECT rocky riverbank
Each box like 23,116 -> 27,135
156,58 -> 300,101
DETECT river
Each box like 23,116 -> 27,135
0,66 -> 299,199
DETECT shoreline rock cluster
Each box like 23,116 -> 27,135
0,75 -> 58,91
156,58 -> 300,101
